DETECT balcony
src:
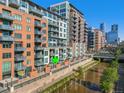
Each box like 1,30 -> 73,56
15,56 -> 25,62
15,66 -> 25,71
49,28 -> 59,33
0,13 -> 14,21
35,30 -> 42,35
49,34 -> 59,38
29,7 -> 44,17
48,22 -> 59,28
9,0 -> 20,8
35,54 -> 42,59
15,47 -> 26,52
0,25 -> 14,31
35,22 -> 42,28
35,46 -> 42,51
35,60 -> 42,66
0,36 -> 14,42
0,0 -> 6,5
35,38 -> 41,43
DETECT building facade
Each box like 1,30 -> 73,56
87,27 -> 95,51
0,0 -> 74,80
49,1 -> 87,58
0,0 -> 48,80
94,29 -> 105,51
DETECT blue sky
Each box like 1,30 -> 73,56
33,0 -> 124,41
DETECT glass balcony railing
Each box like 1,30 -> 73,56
35,38 -> 42,43
0,13 -> 14,21
15,56 -> 25,61
0,36 -> 14,42
9,0 -> 20,8
35,54 -> 42,58
0,0 -> 6,5
35,46 -> 42,51
35,60 -> 42,66
35,22 -> 42,28
15,66 -> 25,71
29,7 -> 44,16
15,47 -> 26,52
35,30 -> 42,35
0,24 -> 14,31
48,22 -> 59,28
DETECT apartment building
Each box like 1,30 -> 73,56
94,29 -> 105,51
87,27 -> 95,52
49,1 -> 87,59
0,0 -> 48,80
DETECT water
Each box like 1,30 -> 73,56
54,63 -> 108,93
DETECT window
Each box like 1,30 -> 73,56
15,63 -> 23,70
56,50 -> 58,54
27,43 -> 31,48
3,53 -> 11,59
45,51 -> 48,56
60,33 -> 62,37
42,44 -> 46,47
42,23 -> 46,28
45,58 -> 48,63
14,14 -> 22,21
27,35 -> 31,39
20,1 -> 27,8
2,62 -> 11,73
2,43 -> 11,48
64,34 -> 66,37
26,26 -> 31,31
64,29 -> 66,32
42,30 -> 46,34
27,51 -> 31,56
64,24 -> 66,27
60,28 -> 62,31
15,33 -> 22,39
60,23 -> 62,26
60,4 -> 66,9
26,60 -> 31,65
26,18 -> 31,23
13,24 -> 22,30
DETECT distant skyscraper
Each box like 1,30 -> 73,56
111,24 -> 118,32
100,23 -> 105,32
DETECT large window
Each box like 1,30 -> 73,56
26,18 -> 31,23
13,24 -> 22,30
3,53 -> 11,59
26,26 -> 31,31
15,33 -> 22,39
27,43 -> 31,48
27,51 -> 31,56
2,43 -> 11,48
26,34 -> 31,39
14,14 -> 22,21
45,51 -> 48,56
2,62 -> 11,73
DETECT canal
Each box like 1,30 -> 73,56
53,63 -> 108,93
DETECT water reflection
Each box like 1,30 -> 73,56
54,63 -> 108,93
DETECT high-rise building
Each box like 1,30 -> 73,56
87,27 -> 95,51
94,29 -> 105,51
100,23 -> 105,32
111,24 -> 118,32
49,1 -> 87,58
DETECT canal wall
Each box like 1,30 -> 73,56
31,58 -> 98,93
13,58 -> 95,93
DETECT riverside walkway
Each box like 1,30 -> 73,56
12,58 -> 93,93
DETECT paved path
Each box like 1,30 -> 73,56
13,58 -> 93,93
